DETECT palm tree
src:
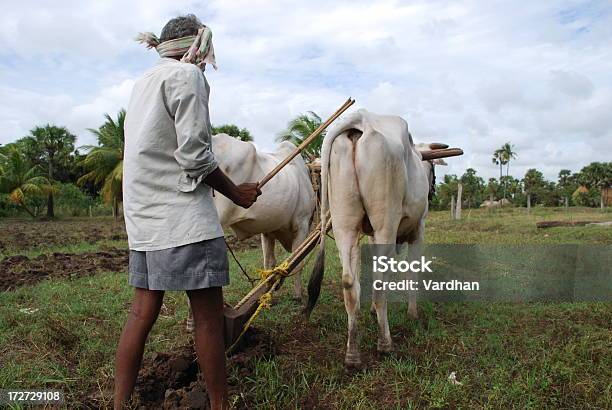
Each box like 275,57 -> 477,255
78,109 -> 125,219
276,111 -> 324,160
0,148 -> 51,218
523,168 -> 545,212
493,143 -> 516,199
578,162 -> 612,209
492,148 -> 506,198
22,124 -> 77,218
492,149 -> 505,183
500,142 -> 517,179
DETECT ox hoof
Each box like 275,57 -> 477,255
377,340 -> 393,354
292,295 -> 304,304
344,352 -> 362,370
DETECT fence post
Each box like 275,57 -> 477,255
527,193 -> 531,214
456,183 -> 463,220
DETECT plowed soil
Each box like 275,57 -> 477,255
132,329 -> 274,409
0,217 -> 261,254
0,218 -> 127,252
0,250 -> 129,291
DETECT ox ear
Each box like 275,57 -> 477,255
432,159 -> 447,166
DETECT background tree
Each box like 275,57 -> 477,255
0,148 -> 50,218
492,148 -> 506,190
78,110 -> 125,219
276,111 -> 323,160
501,176 -> 521,201
577,162 -> 612,209
500,143 -> 517,178
460,168 -> 484,208
491,142 -> 516,199
485,178 -> 501,202
557,169 -> 578,206
522,168 -> 546,210
435,174 -> 459,210
20,124 -> 76,218
211,124 -> 253,142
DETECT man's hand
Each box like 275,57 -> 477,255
231,183 -> 261,208
203,167 -> 262,208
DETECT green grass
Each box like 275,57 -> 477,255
0,208 -> 610,408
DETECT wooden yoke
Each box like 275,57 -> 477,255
420,147 -> 464,161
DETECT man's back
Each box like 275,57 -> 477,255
123,58 -> 222,251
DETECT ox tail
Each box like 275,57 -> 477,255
304,111 -> 365,317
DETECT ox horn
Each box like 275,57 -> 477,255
429,143 -> 449,150
420,147 -> 464,161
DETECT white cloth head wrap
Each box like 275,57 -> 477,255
135,26 -> 217,70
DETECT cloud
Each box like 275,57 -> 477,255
0,79 -> 134,146
549,70 -> 594,99
0,0 -> 611,181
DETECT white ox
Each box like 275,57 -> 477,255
305,109 -> 443,367
212,133 -> 316,299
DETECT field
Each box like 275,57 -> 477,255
0,207 -> 610,409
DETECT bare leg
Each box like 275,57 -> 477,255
186,297 -> 194,332
187,287 -> 228,410
114,288 -> 164,409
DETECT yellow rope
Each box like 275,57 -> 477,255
226,247 -> 311,352
257,260 -> 290,280
226,283 -> 277,354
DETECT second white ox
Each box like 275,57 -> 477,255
305,109 -> 442,367
212,133 -> 316,299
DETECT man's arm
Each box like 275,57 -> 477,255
204,167 -> 260,208
167,67 -> 260,208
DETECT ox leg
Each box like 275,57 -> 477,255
407,225 -> 425,320
335,226 -> 362,368
261,233 -> 276,270
328,131 -> 366,368
372,231 -> 396,354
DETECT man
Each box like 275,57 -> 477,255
115,15 -> 260,409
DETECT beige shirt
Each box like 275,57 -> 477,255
123,58 -> 223,251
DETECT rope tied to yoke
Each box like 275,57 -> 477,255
257,260 -> 291,281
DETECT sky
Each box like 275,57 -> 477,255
0,0 -> 610,181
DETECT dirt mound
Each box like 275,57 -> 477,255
536,220 -> 598,228
0,249 -> 128,291
133,329 -> 273,409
